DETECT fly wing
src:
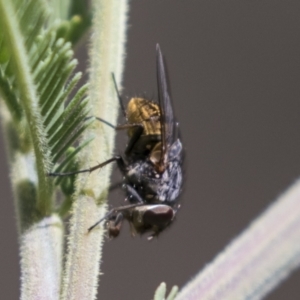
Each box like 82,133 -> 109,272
156,44 -> 175,167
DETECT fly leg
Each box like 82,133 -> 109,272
106,213 -> 124,238
124,184 -> 144,204
85,115 -> 144,156
87,202 -> 144,232
115,123 -> 144,156
87,184 -> 144,235
48,156 -> 124,177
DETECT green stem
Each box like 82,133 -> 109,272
61,0 -> 129,299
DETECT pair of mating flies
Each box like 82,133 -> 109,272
49,45 -> 183,239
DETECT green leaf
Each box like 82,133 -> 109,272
166,286 -> 179,300
0,0 -> 91,217
0,0 -> 53,214
53,139 -> 93,186
154,283 -> 178,300
154,282 -> 167,300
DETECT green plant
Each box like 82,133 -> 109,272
0,0 -> 128,298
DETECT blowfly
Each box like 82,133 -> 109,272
49,44 -> 183,239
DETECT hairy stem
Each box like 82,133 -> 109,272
61,1 -> 129,299
176,179 -> 300,300
20,215 -> 63,300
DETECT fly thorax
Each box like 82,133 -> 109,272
127,97 -> 161,136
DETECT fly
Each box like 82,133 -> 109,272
49,44 -> 183,240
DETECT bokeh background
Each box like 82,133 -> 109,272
1,1 -> 300,299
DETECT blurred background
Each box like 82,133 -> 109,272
1,1 -> 300,299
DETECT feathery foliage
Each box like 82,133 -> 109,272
0,0 -> 91,226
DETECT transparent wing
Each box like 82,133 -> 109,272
156,44 -> 175,166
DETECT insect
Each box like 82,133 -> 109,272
49,44 -> 183,239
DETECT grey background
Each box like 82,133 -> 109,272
1,1 -> 300,299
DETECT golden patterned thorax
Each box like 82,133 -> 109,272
127,97 -> 161,137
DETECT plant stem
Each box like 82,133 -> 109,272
60,1 -> 129,299
176,179 -> 300,300
20,215 -> 63,300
